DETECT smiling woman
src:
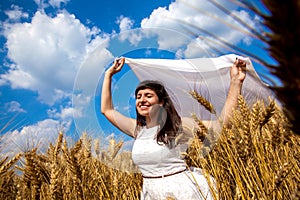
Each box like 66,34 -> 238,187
101,56 -> 248,199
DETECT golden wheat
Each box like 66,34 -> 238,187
0,97 -> 299,199
189,90 -> 216,114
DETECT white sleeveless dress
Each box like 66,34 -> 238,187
131,125 -> 215,200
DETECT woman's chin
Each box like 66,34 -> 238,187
138,110 -> 150,117
139,112 -> 149,117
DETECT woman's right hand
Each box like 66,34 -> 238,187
106,57 -> 125,75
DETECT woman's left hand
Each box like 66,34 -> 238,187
230,58 -> 247,83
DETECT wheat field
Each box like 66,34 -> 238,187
0,95 -> 299,200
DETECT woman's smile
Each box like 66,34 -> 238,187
139,105 -> 150,110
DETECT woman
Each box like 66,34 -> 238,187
101,57 -> 246,199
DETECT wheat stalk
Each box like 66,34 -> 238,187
189,90 -> 216,114
0,153 -> 22,176
259,99 -> 276,128
111,141 -> 123,160
61,139 -> 84,199
191,112 -> 208,139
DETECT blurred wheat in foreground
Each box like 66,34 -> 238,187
1,96 -> 299,200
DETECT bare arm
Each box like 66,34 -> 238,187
220,58 -> 246,127
181,58 -> 246,138
101,58 -> 136,137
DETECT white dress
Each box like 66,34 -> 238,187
131,125 -> 215,200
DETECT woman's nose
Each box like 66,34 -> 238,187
139,96 -> 146,103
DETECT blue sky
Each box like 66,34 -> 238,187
0,0 -> 275,154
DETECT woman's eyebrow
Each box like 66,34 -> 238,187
137,91 -> 154,95
145,92 -> 153,95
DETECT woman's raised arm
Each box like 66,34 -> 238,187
220,58 -> 246,127
181,58 -> 246,139
101,58 -> 136,137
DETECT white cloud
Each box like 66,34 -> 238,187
141,5 -> 192,50
33,0 -> 70,9
49,0 -> 70,8
1,9 -> 112,142
140,0 -> 258,57
60,107 -> 82,119
4,5 -> 29,21
117,16 -> 134,32
0,66 -> 37,89
5,101 -> 26,113
0,119 -> 69,155
1,10 -> 106,105
48,106 -> 83,120
116,16 -> 142,46
183,37 -> 214,58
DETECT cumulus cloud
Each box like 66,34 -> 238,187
1,10 -> 107,105
4,5 -> 29,22
5,101 -> 26,113
48,0 -> 70,8
183,37 -> 214,58
0,119 -> 69,156
140,0 -> 259,58
141,5 -> 193,50
33,0 -> 70,9
0,8 -> 113,144
60,107 -> 82,119
48,106 -> 83,120
116,16 -> 143,46
117,16 -> 134,32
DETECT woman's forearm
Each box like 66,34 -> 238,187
101,72 -> 114,114
101,58 -> 125,114
220,80 -> 242,127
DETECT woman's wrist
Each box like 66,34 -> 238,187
229,79 -> 243,90
230,78 -> 243,86
104,70 -> 114,78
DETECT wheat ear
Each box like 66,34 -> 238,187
189,90 -> 216,114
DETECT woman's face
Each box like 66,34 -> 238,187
135,88 -> 162,117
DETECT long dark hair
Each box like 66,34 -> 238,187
134,80 -> 182,147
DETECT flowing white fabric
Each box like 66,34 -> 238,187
125,54 -> 273,121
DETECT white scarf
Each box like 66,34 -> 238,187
125,54 -> 273,120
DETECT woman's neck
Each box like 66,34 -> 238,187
145,116 -> 159,128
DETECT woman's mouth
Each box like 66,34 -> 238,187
139,105 -> 150,110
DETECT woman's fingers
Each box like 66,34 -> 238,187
232,58 -> 246,82
110,57 -> 125,73
236,58 -> 246,68
114,57 -> 125,69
